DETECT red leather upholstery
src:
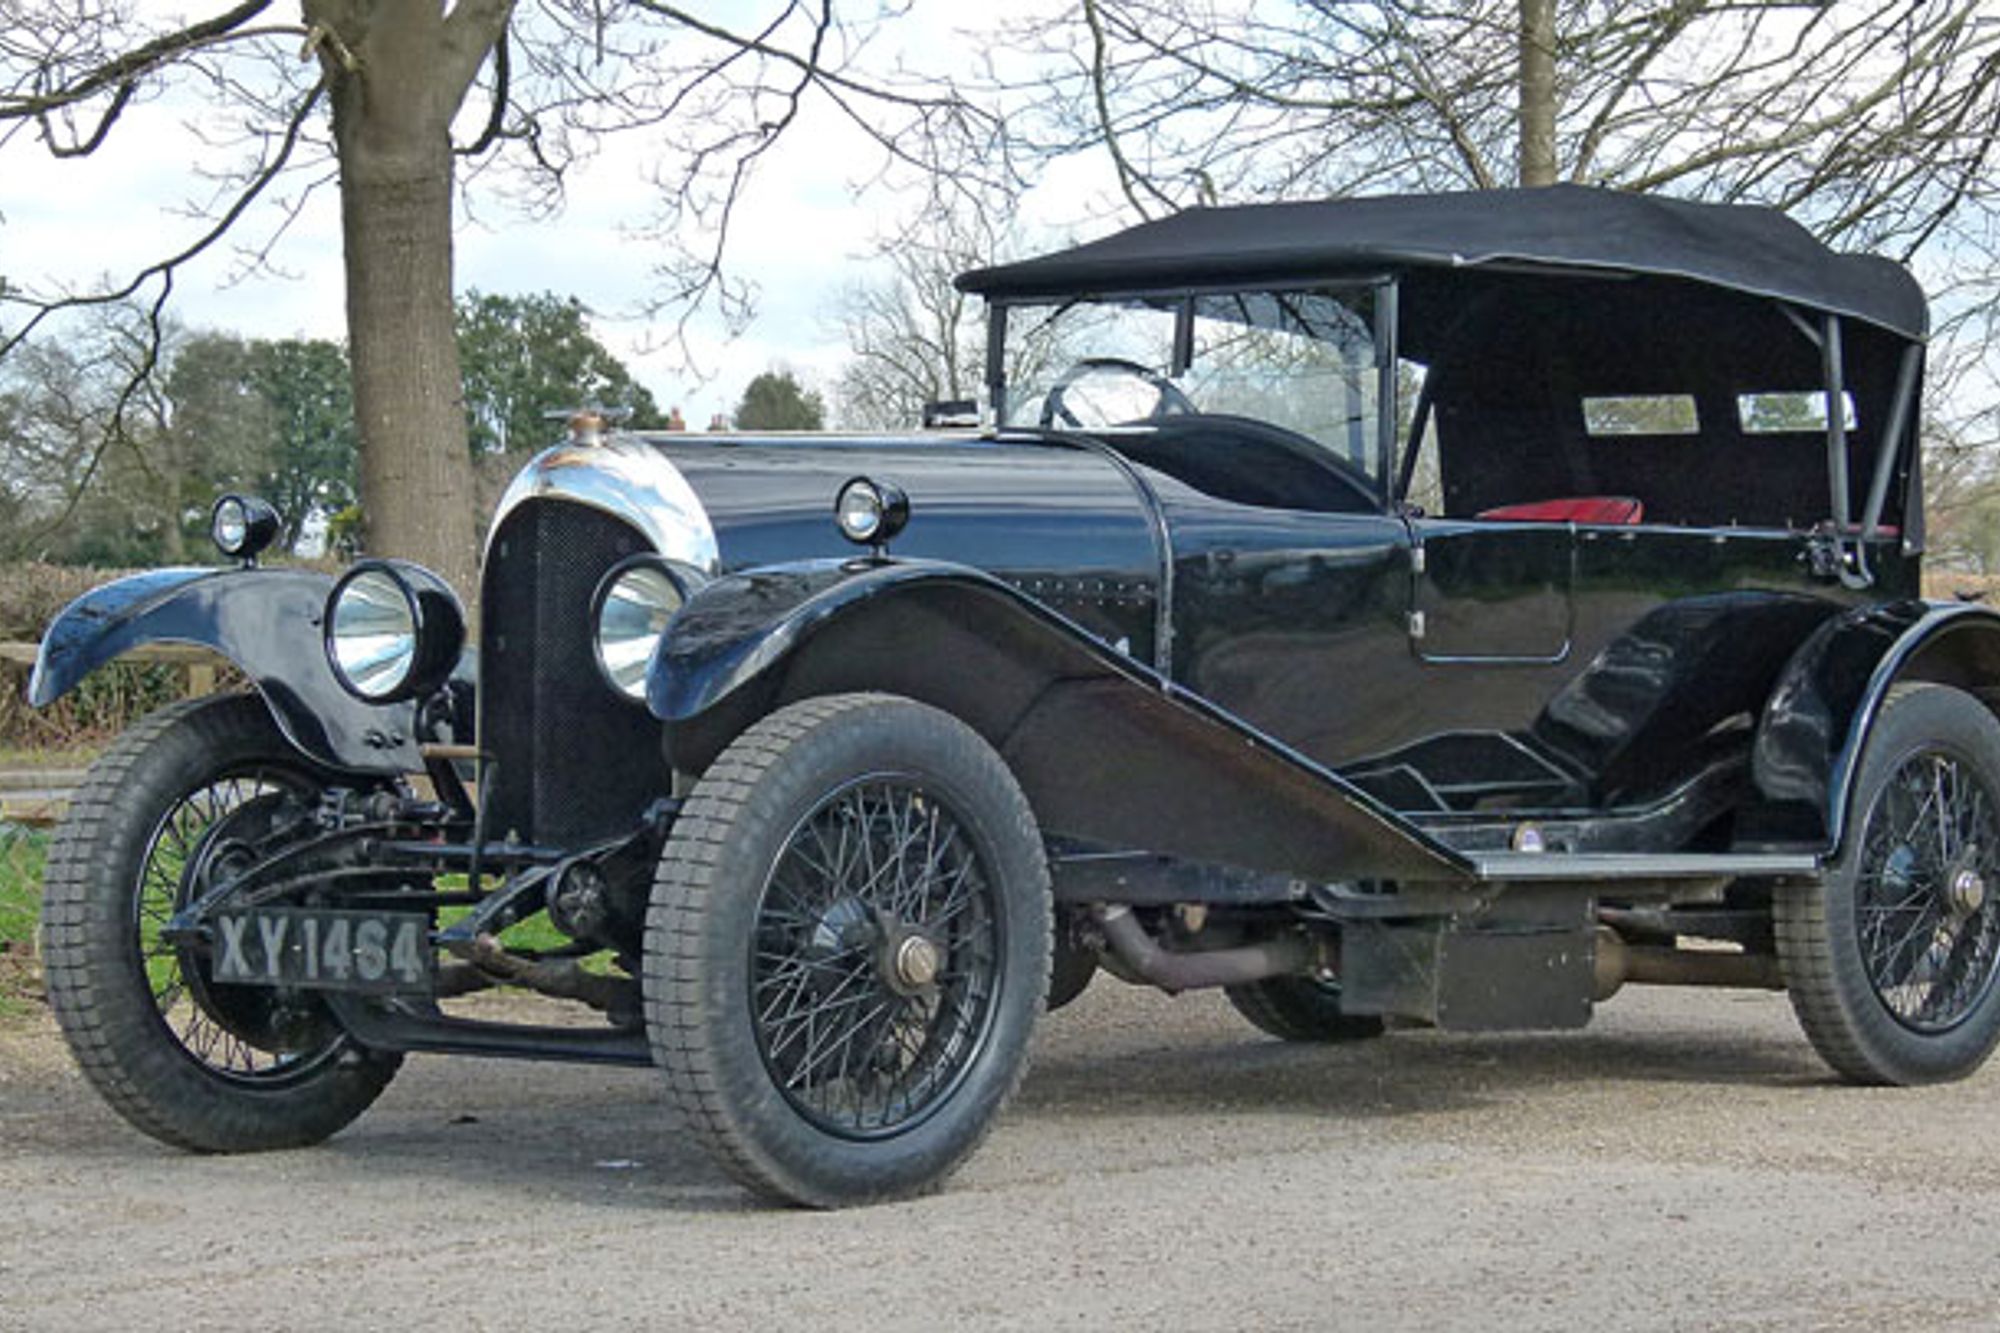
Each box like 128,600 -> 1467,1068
1477,495 -> 1644,525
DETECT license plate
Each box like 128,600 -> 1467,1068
211,909 -> 433,994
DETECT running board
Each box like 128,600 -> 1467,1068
1468,851 -> 1819,883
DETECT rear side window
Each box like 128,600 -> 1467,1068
1581,395 -> 1699,436
1738,390 -> 1857,434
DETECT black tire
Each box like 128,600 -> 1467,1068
1226,975 -> 1386,1043
646,694 -> 1050,1207
1776,683 -> 2000,1085
42,693 -> 401,1151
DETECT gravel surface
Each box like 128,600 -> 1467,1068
3,982 -> 1998,1331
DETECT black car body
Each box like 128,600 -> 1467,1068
33,187 -> 2000,1206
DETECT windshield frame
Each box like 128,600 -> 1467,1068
984,275 -> 1402,508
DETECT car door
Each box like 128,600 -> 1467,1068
1407,517 -> 1573,662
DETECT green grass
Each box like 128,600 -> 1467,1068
0,827 -> 47,1017
437,903 -> 572,953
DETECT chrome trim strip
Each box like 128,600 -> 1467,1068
488,439 -> 721,574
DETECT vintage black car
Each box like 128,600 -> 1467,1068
31,186 -> 2000,1207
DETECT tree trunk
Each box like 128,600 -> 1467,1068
1518,0 -> 1558,187
337,145 -> 479,595
314,0 -> 492,599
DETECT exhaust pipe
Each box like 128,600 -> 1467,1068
441,932 -> 639,1023
1593,925 -> 1783,1002
1090,903 -> 1318,994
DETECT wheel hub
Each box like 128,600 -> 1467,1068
1949,865 -> 1988,917
891,934 -> 941,990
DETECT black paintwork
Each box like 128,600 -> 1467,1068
33,423 -> 1969,877
38,197 -> 2000,1071
605,398 -> 1947,879
31,567 -> 418,774
663,437 -> 1164,663
31,228 -> 1982,886
1752,599 -> 2000,853
648,556 -> 1469,883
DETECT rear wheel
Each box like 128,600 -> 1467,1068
646,694 -> 1050,1207
1776,683 -> 2000,1084
41,694 -> 400,1151
1226,975 -> 1385,1043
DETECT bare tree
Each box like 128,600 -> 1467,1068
832,208 -> 996,431
0,305 -> 280,564
982,0 -> 2000,558
831,203 -> 1070,431
2,2 -> 996,589
1518,0 -> 1556,187
991,2 -> 1999,235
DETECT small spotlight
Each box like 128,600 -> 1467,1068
833,476 -> 910,549
210,494 -> 280,564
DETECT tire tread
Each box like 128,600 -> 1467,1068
644,693 -> 1049,1206
1775,682 -> 2000,1085
43,693 -> 398,1151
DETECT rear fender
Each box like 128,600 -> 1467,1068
31,567 -> 421,774
649,558 -> 1471,884
1752,599 -> 2000,854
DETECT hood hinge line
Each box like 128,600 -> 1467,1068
1034,428 -> 1178,677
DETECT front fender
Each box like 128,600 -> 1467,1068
649,557 -> 1471,884
31,567 -> 421,774
649,558 -> 997,722
1753,599 -> 2000,853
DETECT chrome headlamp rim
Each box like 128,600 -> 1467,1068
322,559 -> 465,705
590,553 -> 695,704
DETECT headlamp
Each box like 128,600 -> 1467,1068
323,560 -> 464,704
591,556 -> 695,702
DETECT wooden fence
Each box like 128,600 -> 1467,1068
0,640 -> 222,695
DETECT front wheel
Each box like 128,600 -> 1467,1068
41,693 -> 400,1151
1776,683 -> 2000,1084
645,694 -> 1051,1207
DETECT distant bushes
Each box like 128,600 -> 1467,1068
0,563 -> 206,750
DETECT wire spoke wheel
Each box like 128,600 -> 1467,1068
647,694 -> 1050,1207
1853,750 -> 2000,1033
137,771 -> 343,1085
42,694 -> 401,1152
752,777 -> 1000,1138
1776,683 -> 2000,1086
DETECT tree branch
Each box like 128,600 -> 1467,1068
1,0 -> 277,122
0,75 -> 328,545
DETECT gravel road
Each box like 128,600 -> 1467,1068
4,981 -> 1998,1332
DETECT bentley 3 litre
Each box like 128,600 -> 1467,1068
32,187 -> 1999,1206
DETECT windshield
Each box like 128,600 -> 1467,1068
998,285 -> 1385,488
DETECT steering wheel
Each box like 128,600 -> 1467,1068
1038,357 -> 1198,429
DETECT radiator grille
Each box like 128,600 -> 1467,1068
481,500 -> 671,846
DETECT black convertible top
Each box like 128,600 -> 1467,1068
959,185 -> 1927,339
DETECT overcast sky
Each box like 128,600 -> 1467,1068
1,2 -> 1109,432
